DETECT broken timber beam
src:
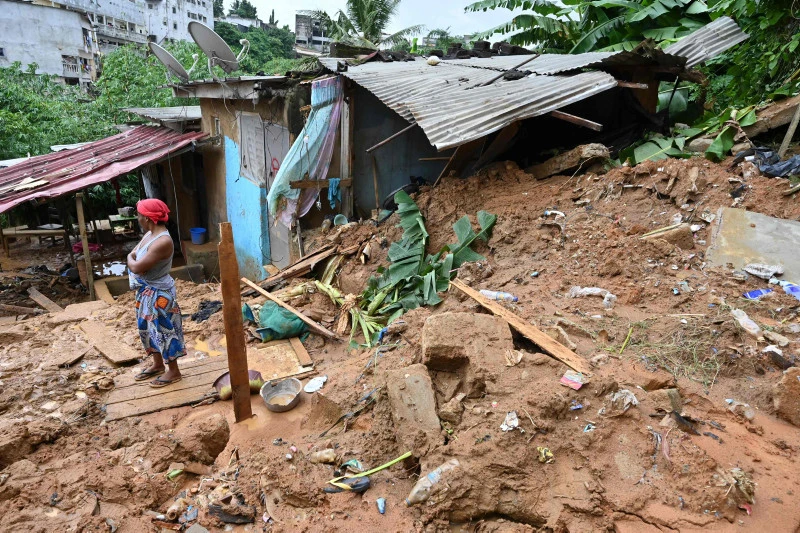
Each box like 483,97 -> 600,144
27,287 -> 64,313
365,123 -> 417,153
616,81 -> 649,89
241,277 -> 339,340
548,110 -> 603,132
451,278 -> 590,374
0,303 -> 45,315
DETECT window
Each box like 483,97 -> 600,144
148,3 -> 152,8
202,1 -> 205,6
0,48 -> 5,58
173,22 -> 177,29
172,6 -> 176,13
202,15 -> 207,22
213,117 -> 221,136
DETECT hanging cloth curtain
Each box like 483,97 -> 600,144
267,76 -> 343,227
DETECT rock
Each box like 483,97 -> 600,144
171,412 -> 230,467
764,330 -> 791,347
422,312 -> 513,397
590,353 -> 610,367
526,143 -> 610,180
641,224 -> 694,250
186,525 -> 210,533
731,142 -> 752,155
438,393 -> 466,425
0,425 -> 32,469
618,361 -> 676,391
687,137 -> 714,153
774,367 -> 800,426
647,388 -> 682,412
385,364 -> 440,452
40,401 -> 60,412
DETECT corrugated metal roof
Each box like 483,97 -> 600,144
321,56 -> 619,150
443,52 -> 618,75
0,126 -> 207,213
409,72 -> 617,150
124,106 -> 202,123
665,16 -> 748,68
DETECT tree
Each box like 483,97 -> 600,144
269,9 -> 277,25
302,0 -> 425,49
425,28 -> 458,51
229,0 -> 257,19
213,0 -> 224,18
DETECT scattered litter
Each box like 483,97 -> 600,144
530,271 -> 539,278
690,224 -> 704,232
166,469 -> 184,480
479,289 -> 518,302
406,458 -> 460,506
700,211 -> 716,224
180,506 -> 199,524
726,399 -> 756,421
570,400 -> 583,411
602,389 -> 639,417
536,447 -> 554,464
500,411 -> 520,432
743,288 -> 773,300
743,263 -> 784,280
341,459 -> 364,473
583,423 -> 596,432
560,370 -> 587,390
763,345 -> 783,357
764,330 -> 790,347
304,376 -> 328,393
568,286 -> 617,308
324,476 -> 371,493
671,411 -> 701,435
731,309 -> 762,339
776,280 -> 800,301
703,431 -> 723,443
309,449 -> 337,464
376,497 -> 386,514
544,209 -> 566,218
190,300 -> 223,322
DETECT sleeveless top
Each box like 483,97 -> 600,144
129,231 -> 174,290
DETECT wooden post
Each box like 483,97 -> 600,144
340,88 -> 354,218
371,154 -> 380,210
218,222 -> 253,422
0,224 -> 6,257
365,123 -> 416,153
75,193 -> 95,300
778,103 -> 800,159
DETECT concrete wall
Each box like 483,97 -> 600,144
0,1 -> 96,82
351,85 -> 446,215
147,0 -> 214,44
197,86 -> 309,279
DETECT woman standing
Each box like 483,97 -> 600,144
127,198 -> 185,388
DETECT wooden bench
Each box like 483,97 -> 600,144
1,226 -> 71,257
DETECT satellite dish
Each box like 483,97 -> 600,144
189,21 -> 248,75
148,42 -> 190,82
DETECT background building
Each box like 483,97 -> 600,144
295,13 -> 330,53
0,0 -> 98,88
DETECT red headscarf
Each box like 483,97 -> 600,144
136,198 -> 170,224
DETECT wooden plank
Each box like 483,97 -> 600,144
473,122 -> 521,170
450,279 -> 590,374
616,81 -> 649,89
548,110 -> 603,132
27,287 -> 64,313
290,337 -> 312,367
241,277 -> 339,340
112,357 -> 228,390
290,178 -> 352,190
107,362 -> 228,404
258,245 -> 336,289
93,280 -> 116,305
433,137 -> 486,187
79,321 -> 141,364
219,222 -> 253,422
76,193 -> 95,300
46,343 -> 92,368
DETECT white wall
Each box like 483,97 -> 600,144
0,1 -> 94,82
147,0 -> 214,44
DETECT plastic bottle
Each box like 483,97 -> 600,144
479,290 -> 518,303
309,449 -> 337,464
405,459 -> 460,506
731,309 -> 762,339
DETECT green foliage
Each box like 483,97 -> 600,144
269,9 -> 277,25
619,135 -> 690,164
304,0 -> 425,50
215,21 -> 295,71
352,192 -> 496,345
213,0 -> 224,18
229,0 -> 257,19
0,62 -> 114,160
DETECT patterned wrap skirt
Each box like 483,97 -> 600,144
134,284 -> 186,364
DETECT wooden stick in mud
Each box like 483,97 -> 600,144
219,222 -> 253,422
0,303 -> 45,315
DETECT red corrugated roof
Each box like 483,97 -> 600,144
0,126 -> 207,213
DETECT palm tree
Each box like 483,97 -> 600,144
302,0 -> 425,50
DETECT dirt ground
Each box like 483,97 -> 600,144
3,155 -> 800,532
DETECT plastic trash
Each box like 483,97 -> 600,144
560,370 -> 587,390
743,263 -> 784,280
602,389 -> 638,416
309,449 -> 337,464
500,411 -> 520,431
568,286 -> 617,308
776,280 -> 800,302
536,447 -> 554,463
405,459 -> 460,506
731,309 -> 762,338
323,476 -> 371,493
726,399 -> 755,421
376,497 -> 386,514
479,290 -> 518,302
304,376 -> 328,393
743,288 -> 773,300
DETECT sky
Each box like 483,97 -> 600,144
242,0 -> 520,39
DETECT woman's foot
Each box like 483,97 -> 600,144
134,365 -> 165,381
149,372 -> 182,388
